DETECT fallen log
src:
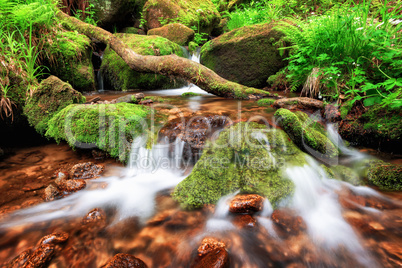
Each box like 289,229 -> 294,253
56,10 -> 270,99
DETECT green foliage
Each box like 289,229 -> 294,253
276,0 -> 402,107
46,103 -> 150,162
73,3 -> 98,26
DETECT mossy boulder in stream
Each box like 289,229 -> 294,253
200,23 -> 286,88
24,76 -> 86,135
274,109 -> 339,158
148,23 -> 194,46
43,30 -> 95,91
46,102 -> 149,162
172,122 -> 309,209
142,0 -> 221,34
365,160 -> 402,191
101,33 -> 186,91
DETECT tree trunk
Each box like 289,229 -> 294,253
56,10 -> 271,99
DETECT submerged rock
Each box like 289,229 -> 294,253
200,23 -> 285,88
233,214 -> 257,229
148,23 -> 194,46
70,162 -> 104,180
229,194 -> 264,214
4,249 -> 32,268
271,208 -> 306,236
172,122 -> 308,209
365,160 -> 402,191
101,253 -> 148,268
330,165 -> 361,186
45,103 -> 149,162
192,247 -> 229,268
142,0 -> 220,34
23,76 -> 86,135
274,109 -> 339,158
101,33 -> 185,91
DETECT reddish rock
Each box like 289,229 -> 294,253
64,179 -> 86,192
70,162 -> 104,180
271,209 -> 306,235
229,194 -> 264,214
24,244 -> 55,268
339,189 -> 398,211
192,248 -> 229,268
4,249 -> 32,268
164,210 -> 204,230
198,238 -> 226,256
101,253 -> 148,268
139,99 -> 153,105
379,241 -> 402,267
43,185 -> 60,202
232,214 -> 257,229
38,232 -> 69,246
82,208 -> 107,225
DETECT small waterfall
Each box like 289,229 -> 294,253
205,192 -> 237,232
0,138 -> 188,228
96,69 -> 104,91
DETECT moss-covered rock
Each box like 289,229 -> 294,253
339,104 -> 402,152
101,33 -> 186,91
330,165 -> 361,186
181,92 -> 202,97
200,23 -> 286,88
148,23 -> 194,46
142,0 -> 221,34
23,76 -> 86,135
43,30 -> 95,92
257,98 -> 275,106
46,102 -> 150,162
172,122 -> 309,209
188,41 -> 198,54
365,160 -> 402,191
274,108 -> 339,158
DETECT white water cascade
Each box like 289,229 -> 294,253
0,138 -> 188,229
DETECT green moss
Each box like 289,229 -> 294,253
188,41 -> 198,54
257,98 -> 275,106
143,96 -> 172,102
23,76 -> 85,135
274,108 -> 339,158
361,105 -> 402,141
43,30 -> 95,91
331,165 -> 361,186
181,92 -> 201,97
172,122 -> 309,209
101,33 -> 185,91
365,160 -> 402,191
46,102 -> 149,162
340,100 -> 354,119
148,23 -> 194,46
199,23 -> 285,88
142,0 -> 221,34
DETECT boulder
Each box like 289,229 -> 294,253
172,122 -> 309,209
70,162 -> 104,179
23,76 -> 86,135
43,29 -> 95,91
365,160 -> 402,191
142,0 -> 220,34
101,33 -> 186,90
274,109 -> 339,158
45,103 -> 149,162
200,23 -> 286,88
101,253 -> 148,268
148,23 -> 194,46
229,194 -> 264,214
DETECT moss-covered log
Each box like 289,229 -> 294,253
56,10 -> 269,99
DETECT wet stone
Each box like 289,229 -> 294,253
139,99 -> 153,105
229,194 -> 264,214
198,238 -> 226,256
82,208 -> 106,225
24,244 -> 55,268
43,185 -> 61,202
4,249 -> 32,268
64,179 -> 86,192
192,248 -> 229,268
232,214 -> 257,229
70,162 -> 104,180
39,232 -> 69,246
92,149 -> 107,160
101,253 -> 148,268
271,209 -> 306,235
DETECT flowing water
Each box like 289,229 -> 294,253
0,54 -> 401,267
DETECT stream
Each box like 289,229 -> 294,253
0,54 -> 401,268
